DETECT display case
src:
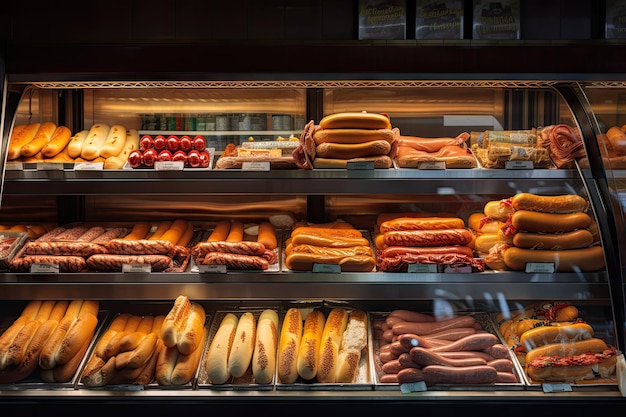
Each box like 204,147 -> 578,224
1,45 -> 625,414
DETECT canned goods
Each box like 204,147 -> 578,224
168,114 -> 183,131
196,116 -> 207,131
216,115 -> 230,131
184,115 -> 197,131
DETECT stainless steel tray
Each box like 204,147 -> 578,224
370,311 -> 526,391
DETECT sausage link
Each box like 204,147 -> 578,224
410,347 -> 487,367
422,364 -> 497,386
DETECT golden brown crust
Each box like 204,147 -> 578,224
277,308 -> 303,384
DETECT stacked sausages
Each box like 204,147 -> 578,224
0,299 -> 100,384
202,309 -> 279,385
191,220 -> 278,270
277,307 -> 368,384
284,221 -> 375,272
374,309 -> 517,386
374,215 -> 484,272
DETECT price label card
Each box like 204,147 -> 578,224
122,263 -> 152,273
74,162 -> 104,171
312,263 -> 341,273
154,161 -> 184,171
5,161 -> 23,170
30,263 -> 60,274
418,161 -> 446,170
408,263 -> 438,273
400,381 -> 427,393
347,161 -> 375,170
525,262 -> 555,273
444,264 -> 472,273
241,161 -> 270,171
505,160 -> 534,170
38,162 -> 65,171
542,383 -> 572,393
22,163 -> 38,171
198,264 -> 227,273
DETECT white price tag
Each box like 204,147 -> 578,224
347,161 -> 375,170
444,264 -> 472,273
408,263 -> 438,273
312,263 -> 341,273
154,161 -> 184,171
542,383 -> 572,393
525,262 -> 555,273
122,263 -> 152,273
198,264 -> 227,273
400,381 -> 427,393
418,161 -> 446,170
30,263 -> 60,274
505,160 -> 534,170
4,161 -> 23,170
38,162 -> 65,171
74,162 -> 104,170
241,161 -> 270,171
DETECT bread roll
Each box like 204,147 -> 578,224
277,307 -> 303,384
81,123 -> 110,160
205,313 -> 238,384
20,122 -> 57,157
99,124 -> 127,158
296,309 -> 325,380
67,130 -> 90,159
177,302 -> 206,355
7,123 -> 40,160
608,125 -> 626,156
161,295 -> 192,349
316,308 -> 348,383
0,316 -> 31,370
2,319 -> 40,369
227,312 -> 256,378
41,126 -> 72,158
171,326 -> 206,385
115,332 -> 158,369
252,309 -> 279,384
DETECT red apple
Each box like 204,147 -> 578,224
166,135 -> 179,152
179,135 -> 192,151
142,149 -> 158,167
153,135 -> 166,151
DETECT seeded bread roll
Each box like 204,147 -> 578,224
227,312 -> 256,378
277,308 -> 303,384
335,309 -> 368,383
252,309 -> 279,384
316,308 -> 348,383
296,310 -> 325,381
204,313 -> 238,384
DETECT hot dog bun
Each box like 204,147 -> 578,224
252,309 -> 279,384
41,126 -> 72,158
335,309 -> 367,383
20,122 -> 57,158
519,322 -> 594,352
277,307 -> 303,384
502,246 -> 605,272
313,128 -> 396,145
319,112 -> 392,130
227,312 -> 256,378
7,123 -> 40,160
316,307 -> 348,383
160,295 -> 192,349
81,123 -> 110,160
296,310 -> 325,380
205,313 -> 238,384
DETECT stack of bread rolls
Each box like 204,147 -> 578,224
6,122 -> 139,169
82,312 -> 164,386
0,299 -> 99,384
284,221 -> 375,272
156,295 -> 206,385
202,308 -> 279,385
294,112 -> 397,169
373,309 -> 517,386
468,199 -> 515,270
374,214 -> 484,272
191,220 -> 278,270
277,307 -> 368,384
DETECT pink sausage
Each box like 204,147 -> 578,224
422,364 -> 497,386
483,343 -> 510,359
410,347 -> 487,368
392,315 -> 476,336
397,367 -> 425,383
430,333 -> 499,352
495,371 -> 519,383
388,309 -> 436,322
487,358 -> 514,372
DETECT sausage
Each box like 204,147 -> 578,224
91,227 -> 130,243
410,347 -> 487,367
422,364 -> 498,385
487,358 -> 514,372
105,239 -> 175,255
379,373 -> 400,383
316,139 -> 392,159
380,245 -> 475,259
86,254 -> 172,272
257,222 -> 277,250
482,343 -> 510,359
397,352 -> 421,369
494,371 -> 519,383
389,340 -> 410,356
396,133 -> 468,152
397,333 -> 451,350
378,350 -> 399,363
379,217 -> 465,233
430,333 -> 499,352
226,221 -> 244,242
207,220 -> 231,242
24,241 -> 108,257
397,367 -> 425,383
437,351 -> 496,362
383,228 -> 473,247
512,229 -> 594,250
387,310 -> 436,323
191,241 -> 267,258
200,252 -> 269,270
313,128 -> 396,145
381,358 -> 404,374
54,226 -> 90,241
510,193 -> 589,213
21,255 -> 87,272
420,327 -> 477,341
502,246 -> 605,272
391,315 -> 476,336
510,210 -> 592,233
319,112 -> 392,130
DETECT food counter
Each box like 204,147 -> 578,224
1,46 -> 625,414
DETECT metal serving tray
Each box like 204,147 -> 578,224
370,311 -> 525,391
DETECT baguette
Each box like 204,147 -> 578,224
7,123 -> 40,160
99,124 -> 127,158
171,326 -> 206,385
81,123 -> 110,160
204,313 -> 238,384
20,122 -> 57,157
296,310 -> 325,380
316,307 -> 348,383
176,302 -> 206,355
227,312 -> 257,378
277,307 -> 303,384
41,334 -> 91,383
0,316 -> 31,370
161,295 -> 192,349
2,319 -> 41,368
41,126 -> 72,158
252,309 -> 279,384
115,332 -> 159,369
335,309 -> 367,383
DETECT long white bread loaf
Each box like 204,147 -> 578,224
205,313 -> 238,384
335,309 -> 367,383
252,309 -> 279,384
81,123 -> 110,160
296,309 -> 325,380
227,312 -> 256,378
277,307 -> 302,384
99,124 -> 127,158
316,307 -> 348,383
